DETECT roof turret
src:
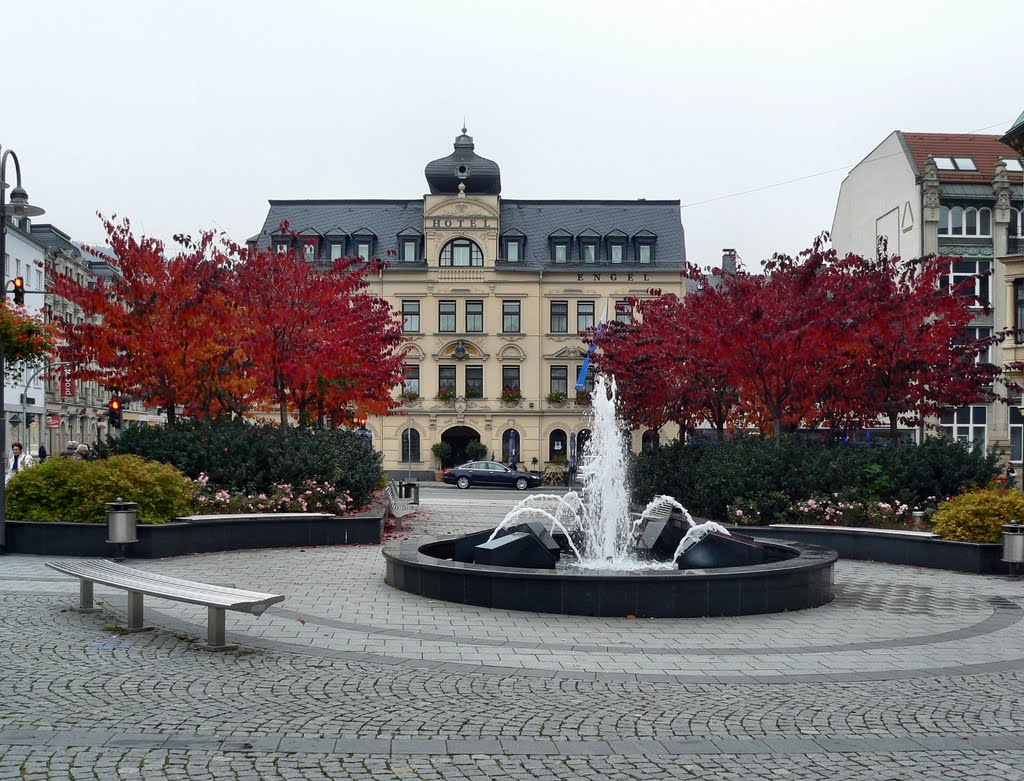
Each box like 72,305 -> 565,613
424,127 -> 501,195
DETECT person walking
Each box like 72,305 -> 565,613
6,442 -> 33,483
60,440 -> 79,458
74,443 -> 91,460
37,443 -> 47,463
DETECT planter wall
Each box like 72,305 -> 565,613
739,524 -> 1006,575
6,509 -> 384,559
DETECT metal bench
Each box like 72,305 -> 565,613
46,559 -> 284,651
385,481 -> 417,528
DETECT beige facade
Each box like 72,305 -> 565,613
375,189 -> 684,478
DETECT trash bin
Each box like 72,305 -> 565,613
106,498 -> 138,544
1002,523 -> 1024,563
400,481 -> 420,505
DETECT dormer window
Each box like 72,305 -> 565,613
397,227 -> 423,262
549,228 -> 572,263
578,229 -> 600,264
304,242 -> 318,261
501,229 -> 526,262
633,230 -> 656,263
605,230 -> 628,264
440,237 -> 483,267
1002,158 -> 1024,173
325,228 -> 348,260
351,228 -> 377,261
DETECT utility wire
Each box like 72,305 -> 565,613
681,119 -> 1016,209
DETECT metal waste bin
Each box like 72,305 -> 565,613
1002,523 -> 1024,564
400,480 -> 420,505
106,498 -> 138,544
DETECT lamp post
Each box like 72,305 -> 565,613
0,146 -> 45,554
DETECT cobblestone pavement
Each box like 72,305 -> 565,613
3,489 -> 1024,779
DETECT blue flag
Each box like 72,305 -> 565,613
576,303 -> 608,391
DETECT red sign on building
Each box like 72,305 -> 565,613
60,364 -> 76,398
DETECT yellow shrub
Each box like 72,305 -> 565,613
931,488 -> 1024,543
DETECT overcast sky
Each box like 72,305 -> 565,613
3,0 -> 1020,269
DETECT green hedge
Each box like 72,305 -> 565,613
97,418 -> 381,508
7,455 -> 195,524
931,488 -> 1024,543
631,437 -> 999,523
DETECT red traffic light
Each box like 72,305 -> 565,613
12,276 -> 24,305
109,399 -> 121,411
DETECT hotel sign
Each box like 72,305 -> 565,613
59,365 -> 76,397
429,216 -> 494,230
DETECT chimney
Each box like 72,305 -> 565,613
721,248 -> 737,274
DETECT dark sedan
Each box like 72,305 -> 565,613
442,461 -> 544,490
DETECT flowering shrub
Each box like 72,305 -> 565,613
792,494 -> 912,529
193,473 -> 352,515
436,387 -> 455,402
546,391 -> 567,404
931,487 -> 1024,543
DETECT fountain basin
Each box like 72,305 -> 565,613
383,531 -> 837,618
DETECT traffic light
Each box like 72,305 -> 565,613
108,398 -> 123,429
12,277 -> 24,306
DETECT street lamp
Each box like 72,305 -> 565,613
0,146 -> 45,554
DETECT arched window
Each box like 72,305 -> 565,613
501,428 -> 520,464
978,207 -> 991,236
965,207 -> 978,235
1012,209 -> 1023,237
440,237 -> 484,267
548,429 -> 567,463
574,429 -> 591,461
401,428 -> 421,463
949,206 -> 964,235
641,430 -> 660,451
938,206 -> 950,235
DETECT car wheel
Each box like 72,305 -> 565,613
457,476 -> 470,489
515,477 -> 528,490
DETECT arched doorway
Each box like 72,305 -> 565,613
548,428 -> 567,463
441,425 -> 481,467
501,428 -> 520,465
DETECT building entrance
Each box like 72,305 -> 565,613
441,425 -> 482,467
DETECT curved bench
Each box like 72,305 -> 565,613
46,559 -> 284,651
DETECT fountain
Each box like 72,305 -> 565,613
383,375 -> 837,617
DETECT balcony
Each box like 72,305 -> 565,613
1009,235 -> 1024,257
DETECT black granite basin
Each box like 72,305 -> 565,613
383,530 -> 837,618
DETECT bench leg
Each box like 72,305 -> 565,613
123,591 -> 153,633
203,606 -> 236,652
73,579 -> 100,613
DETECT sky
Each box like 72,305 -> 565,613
3,0 -> 1021,270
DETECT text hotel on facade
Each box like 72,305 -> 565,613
252,130 -> 686,477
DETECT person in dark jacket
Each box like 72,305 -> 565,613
37,443 -> 47,463
61,440 -> 79,457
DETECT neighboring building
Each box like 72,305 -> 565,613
252,129 -> 687,478
29,225 -> 109,451
832,130 -> 1024,458
2,217 -> 47,455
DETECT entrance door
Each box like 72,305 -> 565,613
441,425 -> 481,467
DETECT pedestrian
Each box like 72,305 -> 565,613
37,443 -> 47,463
75,443 -> 91,460
509,454 -> 518,471
6,441 -> 33,483
1008,465 -> 1018,490
61,440 -> 79,457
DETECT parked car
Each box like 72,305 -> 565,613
443,461 -> 544,490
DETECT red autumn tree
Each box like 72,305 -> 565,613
228,242 -> 406,427
826,250 -> 1003,434
53,217 -> 249,424
597,276 -> 742,439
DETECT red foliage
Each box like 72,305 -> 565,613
597,235 -> 1007,442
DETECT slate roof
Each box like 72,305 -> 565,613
940,183 -> 1024,200
900,132 -> 1024,183
255,199 -> 686,268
